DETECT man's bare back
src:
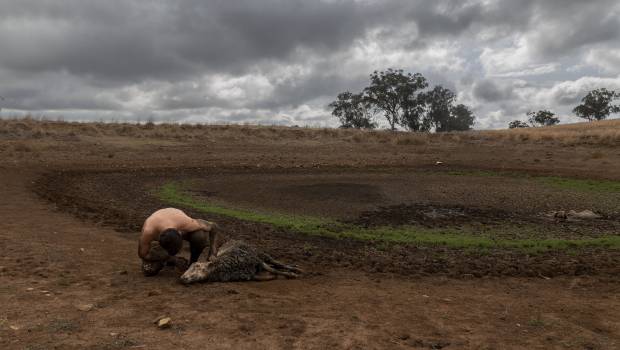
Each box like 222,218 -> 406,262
138,208 -> 218,276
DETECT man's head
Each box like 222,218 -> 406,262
159,228 -> 182,255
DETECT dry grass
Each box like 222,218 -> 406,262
1,116 -> 619,147
482,119 -> 620,146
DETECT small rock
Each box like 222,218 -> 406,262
9,325 -> 20,331
80,248 -> 85,252
26,288 -> 34,291
75,303 -> 94,312
110,332 -> 119,337
157,317 -> 172,329
118,270 -> 128,275
45,294 -> 53,297
152,315 -> 167,324
569,210 -> 601,220
422,294 -> 429,298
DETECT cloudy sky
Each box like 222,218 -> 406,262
1,0 -> 619,129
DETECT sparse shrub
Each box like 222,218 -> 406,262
509,120 -> 530,129
527,110 -> 559,127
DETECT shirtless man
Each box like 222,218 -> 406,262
138,208 -> 219,277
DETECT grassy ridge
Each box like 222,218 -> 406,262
158,182 -> 620,252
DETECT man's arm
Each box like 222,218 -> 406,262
138,229 -> 154,260
206,223 -> 219,261
189,219 -> 219,261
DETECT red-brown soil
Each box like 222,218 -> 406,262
1,120 -> 619,349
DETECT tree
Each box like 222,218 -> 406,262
400,93 -> 429,132
363,68 -> 428,131
527,110 -> 559,127
330,69 -> 475,132
328,91 -> 376,129
405,86 -> 475,132
419,86 -> 455,132
444,104 -> 475,131
573,88 -> 620,121
508,120 -> 529,129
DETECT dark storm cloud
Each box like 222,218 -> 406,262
0,0 -> 381,81
472,79 -> 514,102
0,0 -> 558,82
526,0 -> 620,59
0,0 -> 619,127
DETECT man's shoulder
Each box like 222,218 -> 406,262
145,208 -> 188,224
151,207 -> 186,217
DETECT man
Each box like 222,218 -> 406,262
138,208 -> 219,277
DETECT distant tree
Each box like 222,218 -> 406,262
419,86 -> 455,132
405,86 -> 475,132
508,120 -> 530,129
444,104 -> 475,131
328,91 -> 377,129
330,69 -> 475,132
572,88 -> 620,121
363,69 -> 428,131
527,110 -> 559,127
400,94 -> 430,132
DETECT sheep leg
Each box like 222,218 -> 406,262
260,254 -> 304,274
261,262 -> 300,279
253,270 -> 278,281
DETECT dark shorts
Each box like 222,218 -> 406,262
141,229 -> 210,277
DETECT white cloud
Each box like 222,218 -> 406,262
585,48 -> 620,75
480,37 -> 559,77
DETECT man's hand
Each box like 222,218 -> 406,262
142,241 -> 171,262
172,256 -> 189,273
193,219 -> 219,262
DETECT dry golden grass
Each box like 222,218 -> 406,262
482,119 -> 620,146
1,116 -> 619,147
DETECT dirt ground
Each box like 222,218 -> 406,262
1,120 -> 619,349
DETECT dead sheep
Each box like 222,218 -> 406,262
180,240 -> 302,284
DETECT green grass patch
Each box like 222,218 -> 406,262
540,176 -> 620,192
158,182 -> 620,252
445,170 -> 620,192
